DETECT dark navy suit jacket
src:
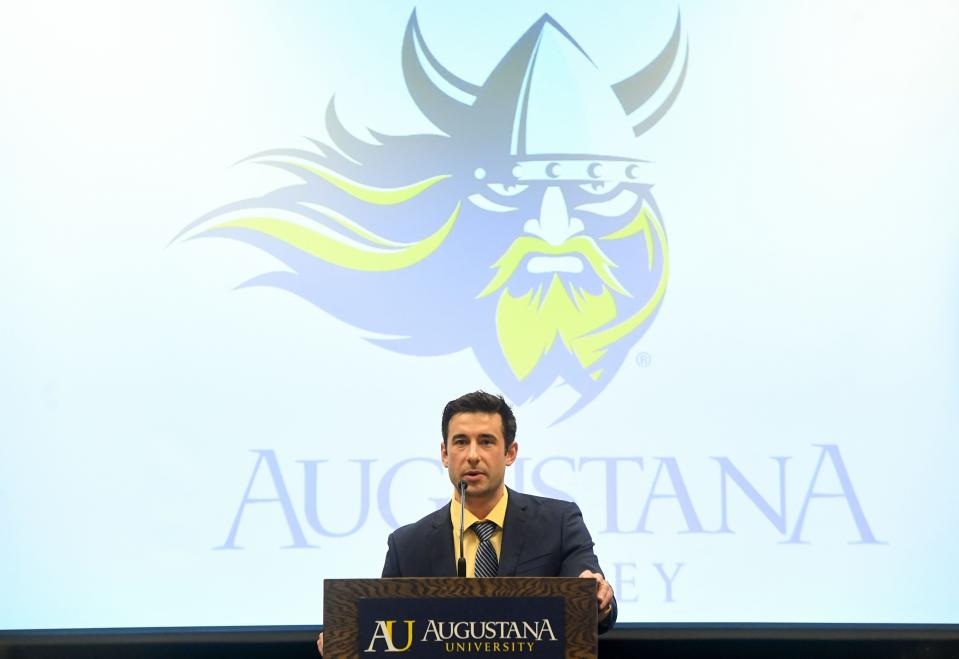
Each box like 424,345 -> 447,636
381,487 -> 617,633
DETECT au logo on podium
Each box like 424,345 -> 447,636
358,597 -> 564,656
365,619 -> 415,653
182,10 -> 687,420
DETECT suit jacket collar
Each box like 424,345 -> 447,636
499,487 -> 531,576
428,503 -> 456,576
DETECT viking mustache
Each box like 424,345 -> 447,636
477,235 -> 628,299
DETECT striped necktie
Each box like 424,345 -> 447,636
471,521 -> 499,578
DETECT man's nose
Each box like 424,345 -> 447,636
523,186 -> 585,246
466,442 -> 480,462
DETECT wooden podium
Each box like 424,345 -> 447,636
323,577 -> 598,658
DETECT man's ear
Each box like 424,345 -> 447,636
440,441 -> 448,467
505,441 -> 518,466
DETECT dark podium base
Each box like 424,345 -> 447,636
1,625 -> 957,659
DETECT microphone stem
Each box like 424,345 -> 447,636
457,480 -> 467,577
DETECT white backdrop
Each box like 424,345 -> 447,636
1,0 -> 958,628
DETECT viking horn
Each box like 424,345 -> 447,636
401,10 -> 476,136
612,12 -> 688,136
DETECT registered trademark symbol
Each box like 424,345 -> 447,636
636,352 -> 652,367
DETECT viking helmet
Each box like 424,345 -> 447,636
403,11 -> 688,182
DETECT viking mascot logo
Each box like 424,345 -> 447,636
180,11 -> 687,420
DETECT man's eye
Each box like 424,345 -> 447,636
579,181 -> 619,196
487,183 -> 528,197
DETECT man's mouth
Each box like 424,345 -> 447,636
463,470 -> 485,480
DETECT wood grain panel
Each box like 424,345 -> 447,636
324,577 -> 597,658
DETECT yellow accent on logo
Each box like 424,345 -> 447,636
478,235 -> 627,299
493,203 -> 669,380
365,619 -> 415,653
259,154 -> 450,206
496,275 -> 618,380
601,203 -> 658,271
210,203 -> 460,272
576,205 -> 670,364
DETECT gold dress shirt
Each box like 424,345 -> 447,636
448,487 -> 509,577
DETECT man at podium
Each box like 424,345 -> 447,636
318,391 -> 616,655
383,391 -> 617,630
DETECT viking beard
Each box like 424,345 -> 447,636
481,235 -> 632,382
495,275 -> 620,382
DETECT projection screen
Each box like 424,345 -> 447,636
2,0 -> 958,629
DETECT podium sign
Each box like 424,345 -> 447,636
358,595 -> 564,656
324,577 -> 598,658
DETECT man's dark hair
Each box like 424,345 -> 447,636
441,391 -> 517,450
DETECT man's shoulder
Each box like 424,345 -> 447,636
507,488 -> 580,514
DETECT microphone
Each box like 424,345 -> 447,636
457,479 -> 467,578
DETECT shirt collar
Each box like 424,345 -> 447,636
450,486 -> 509,530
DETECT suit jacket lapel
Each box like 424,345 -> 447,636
498,487 -> 529,576
428,503 -> 457,577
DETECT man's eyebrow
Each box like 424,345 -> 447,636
450,433 -> 499,441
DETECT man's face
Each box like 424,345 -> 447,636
441,411 -> 518,501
